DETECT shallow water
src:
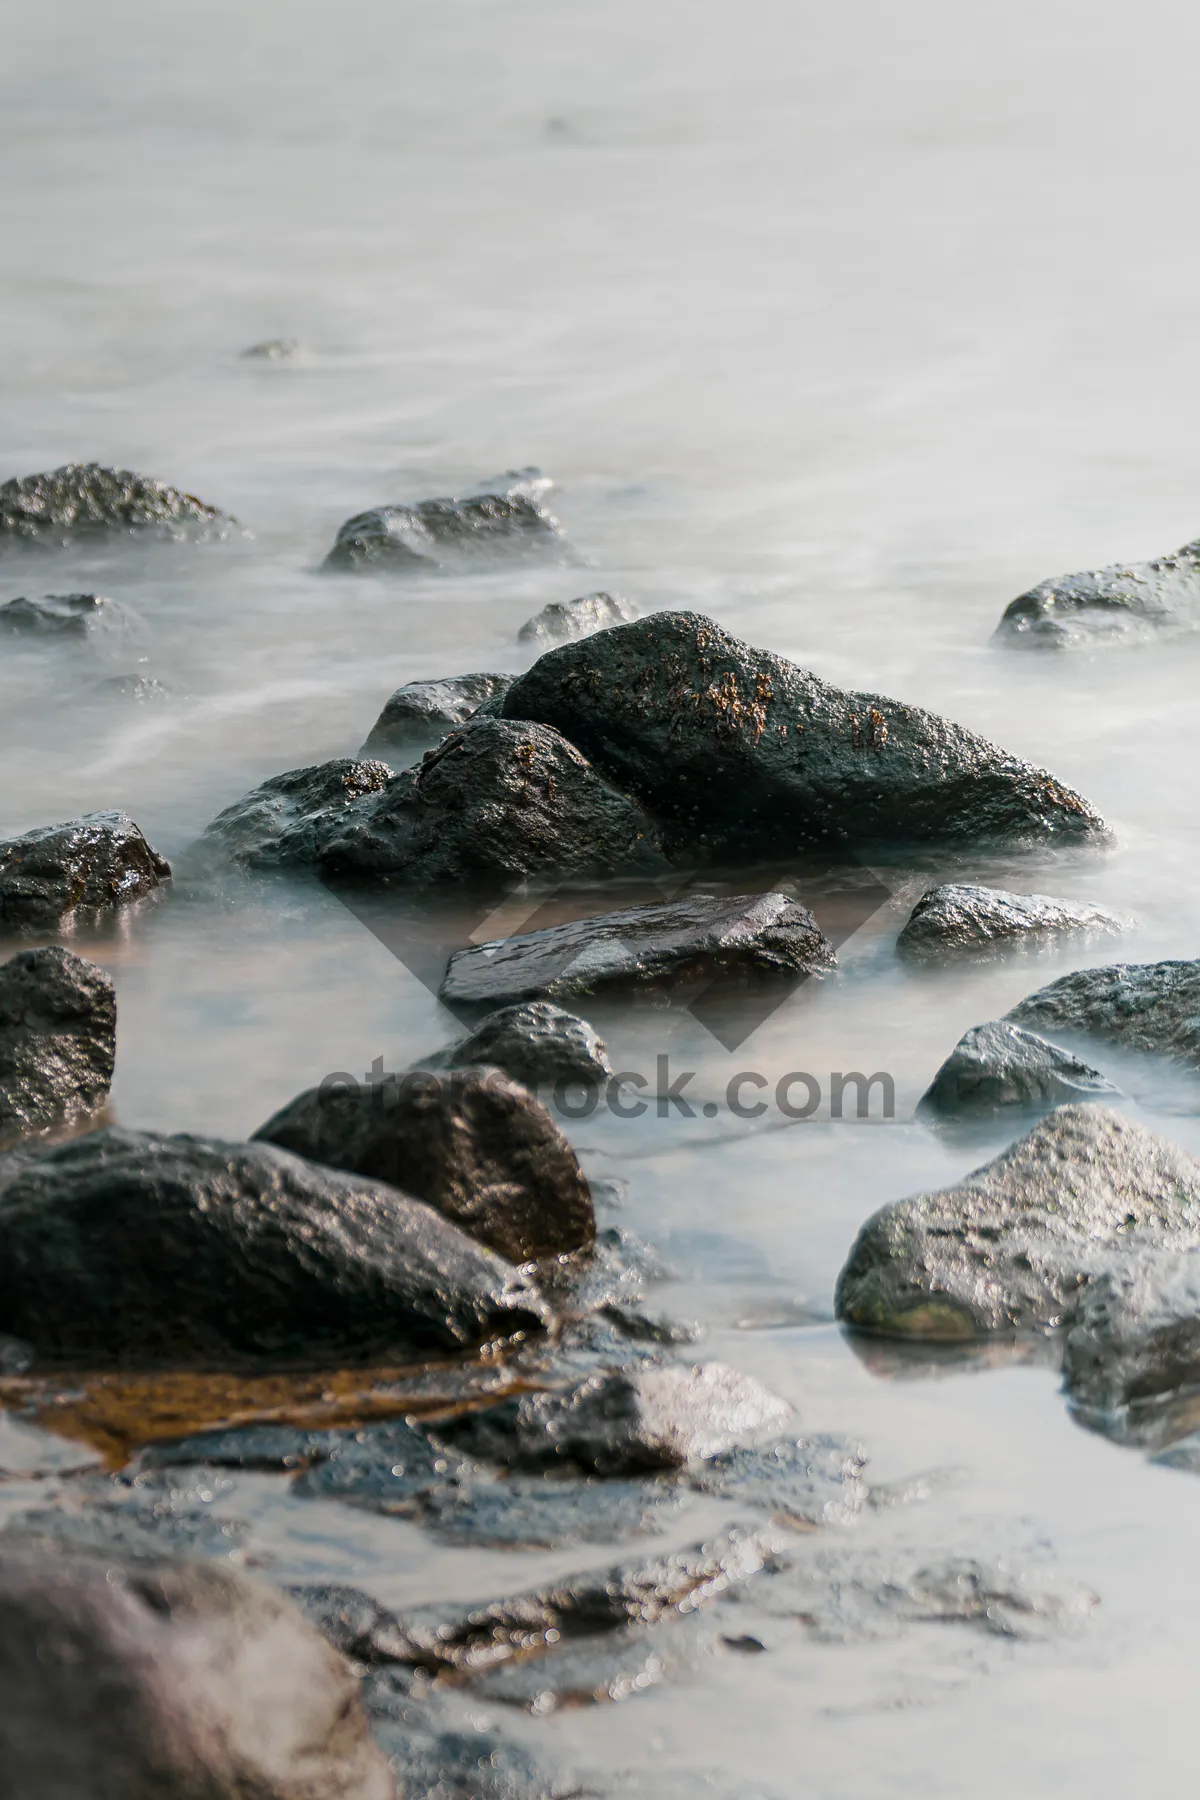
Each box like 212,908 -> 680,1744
3,0 -> 1200,1792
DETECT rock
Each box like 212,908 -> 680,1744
0,812 -> 171,936
0,593 -> 135,638
1061,1249 -> 1200,1414
440,891 -> 836,1008
323,470 -> 562,573
0,1546 -> 392,1800
518,592 -> 637,648
1007,959 -> 1200,1066
360,673 -> 513,755
241,337 -> 301,359
421,1475 -> 687,1549
93,673 -> 168,701
0,1126 -> 547,1365
896,882 -> 1125,957
1151,1432 -> 1200,1474
1,1495 -> 253,1565
254,1063 -> 594,1264
686,1433 -> 867,1527
0,463 -> 235,548
499,611 -> 1106,859
464,1625 -> 686,1712
139,1421 -> 411,1474
291,1419 -> 473,1513
835,1104 -> 1200,1338
0,945 -> 116,1147
199,758 -> 392,869
316,718 -> 668,886
918,1020 -> 1118,1119
420,1001 -> 612,1092
358,1677 -> 579,1800
994,539 -> 1200,648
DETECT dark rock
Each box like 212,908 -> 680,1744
0,462 -> 236,548
440,891 -> 836,1008
361,673 -> 513,755
518,592 -> 637,648
199,758 -> 392,869
1062,1249 -> 1200,1414
918,1020 -> 1118,1118
835,1105 -> 1200,1339
0,1546 -> 392,1800
1151,1432 -> 1200,1474
421,1474 -> 686,1549
290,1582 -> 424,1665
0,944 -> 116,1147
139,1421 -> 391,1473
93,673 -> 168,701
0,593 -> 135,638
0,1126 -> 547,1365
1,1496 -> 253,1564
316,719 -> 668,886
323,470 -> 562,573
896,882 -> 1125,957
499,611 -> 1106,859
254,1064 -> 594,1264
686,1433 -> 868,1527
0,812 -> 171,936
241,337 -> 301,359
464,1623 -> 691,1711
1008,959 -> 1200,1067
291,1419 -> 473,1512
361,1681 -> 581,1799
994,539 -> 1200,648
421,1002 -> 612,1092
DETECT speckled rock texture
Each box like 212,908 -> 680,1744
0,812 -> 171,936
897,883 -> 1124,957
199,759 -> 392,869
0,464 -> 236,548
0,946 -> 116,1147
918,1020 -> 1118,1118
1008,959 -> 1200,1066
360,672 -> 512,754
995,537 -> 1200,647
323,469 -> 562,572
518,591 -> 638,648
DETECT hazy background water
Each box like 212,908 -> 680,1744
3,2 -> 1200,1793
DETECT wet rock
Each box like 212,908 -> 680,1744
835,1104 -> 1200,1338
0,1126 -> 547,1365
316,718 -> 668,886
1062,1249 -> 1200,1414
1,1495 -> 253,1564
466,1622 -> 690,1710
0,811 -> 171,936
361,673 -> 513,755
139,1421 -> 398,1474
421,1001 -> 612,1092
1008,958 -> 1200,1067
441,890 -> 835,1008
499,611 -> 1106,859
291,1419 -> 472,1512
361,1682 -> 581,1800
93,673 -> 168,701
324,470 -> 562,573
0,462 -> 236,548
0,592 -> 135,638
896,882 -> 1125,957
422,1473 -> 687,1549
241,337 -> 301,359
1151,1432 -> 1200,1474
290,1582 -> 425,1665
0,945 -> 116,1147
254,1063 -> 594,1264
686,1433 -> 867,1527
0,1546 -> 392,1800
199,758 -> 392,869
918,1020 -> 1118,1119
994,539 -> 1200,648
518,592 -> 638,648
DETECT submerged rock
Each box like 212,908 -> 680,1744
324,470 -> 562,572
687,1433 -> 867,1528
0,812 -> 171,936
1008,959 -> 1200,1067
93,673 -> 168,701
361,672 -> 513,754
0,592 -> 135,639
199,758 -> 392,869
0,462 -> 236,548
995,539 -> 1200,648
291,1418 -> 471,1512
241,337 -> 301,360
0,1547 -> 391,1800
420,1001 -> 612,1092
440,891 -> 835,1008
499,611 -> 1106,859
254,1063 -> 594,1264
0,945 -> 116,1147
918,1020 -> 1118,1118
421,1474 -> 687,1550
316,718 -> 667,886
835,1105 -> 1200,1338
1062,1249 -> 1200,1414
897,882 -> 1124,957
518,592 -> 638,648
0,1126 -> 547,1365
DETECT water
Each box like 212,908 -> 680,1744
3,0 -> 1200,1791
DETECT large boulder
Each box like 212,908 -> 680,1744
316,718 -> 668,886
440,891 -> 835,1008
0,1127 -> 547,1364
360,673 -> 512,755
896,883 -> 1124,958
0,593 -> 136,639
835,1105 -> 1200,1338
253,1064 -> 594,1264
1007,959 -> 1200,1066
518,592 -> 637,648
323,470 -> 562,573
199,759 -> 392,869
994,538 -> 1200,648
0,813 -> 171,935
0,946 -> 116,1147
0,464 -> 236,548
420,1001 -> 612,1092
917,1020 -> 1117,1118
499,612 -> 1106,859
0,1546 -> 392,1800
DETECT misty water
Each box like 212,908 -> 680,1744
3,2 -> 1200,1793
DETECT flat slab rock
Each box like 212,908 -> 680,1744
0,811 -> 171,936
441,890 -> 835,1008
994,538 -> 1200,648
199,758 -> 392,869
897,882 -> 1125,957
0,462 -> 236,547
360,672 -> 513,754
918,1020 -> 1117,1118
323,470 -> 563,572
0,592 -> 137,638
0,1126 -> 546,1365
499,611 -> 1106,859
518,592 -> 638,648
420,1001 -> 612,1092
0,945 -> 116,1147
836,1104 -> 1200,1338
1008,958 -> 1200,1067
